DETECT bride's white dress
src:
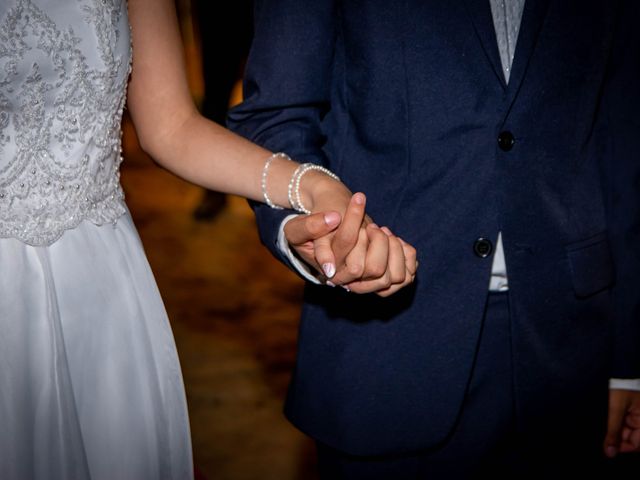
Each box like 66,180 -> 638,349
0,0 -> 193,478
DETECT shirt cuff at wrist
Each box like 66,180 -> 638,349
277,214 -> 322,285
609,378 -> 640,391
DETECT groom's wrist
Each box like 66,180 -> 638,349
609,378 -> 640,391
277,215 -> 322,284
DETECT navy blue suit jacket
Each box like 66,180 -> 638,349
229,0 -> 640,456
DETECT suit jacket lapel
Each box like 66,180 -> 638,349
463,0 -> 551,100
463,0 -> 507,89
505,0 -> 551,103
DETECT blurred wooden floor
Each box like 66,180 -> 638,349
121,123 -> 317,480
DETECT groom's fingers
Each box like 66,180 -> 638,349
346,229 -> 418,296
331,228 -> 370,285
347,230 -> 403,294
361,225 -> 390,280
380,229 -> 406,284
398,237 -> 418,276
284,211 -> 341,246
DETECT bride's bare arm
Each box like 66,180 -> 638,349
127,0 -> 338,209
126,0 -> 417,295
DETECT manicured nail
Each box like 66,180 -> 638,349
380,226 -> 393,236
605,446 -> 618,458
324,212 -> 340,228
323,263 -> 336,278
341,285 -> 351,292
354,193 -> 365,205
326,281 -> 336,287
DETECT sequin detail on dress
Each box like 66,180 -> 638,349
0,0 -> 130,246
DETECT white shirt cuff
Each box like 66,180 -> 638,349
277,214 -> 322,284
609,378 -> 640,391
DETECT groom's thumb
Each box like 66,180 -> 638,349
284,211 -> 341,246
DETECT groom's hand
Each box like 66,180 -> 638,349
283,211 -> 343,271
604,389 -> 640,457
342,224 -> 417,297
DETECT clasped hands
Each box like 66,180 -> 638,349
284,191 -> 417,297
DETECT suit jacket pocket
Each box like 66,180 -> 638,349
565,233 -> 615,298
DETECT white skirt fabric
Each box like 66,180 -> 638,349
0,212 -> 193,480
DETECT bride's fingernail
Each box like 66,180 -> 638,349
326,281 -> 336,287
324,212 -> 340,227
323,263 -> 336,278
353,193 -> 365,205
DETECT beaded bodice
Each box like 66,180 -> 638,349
0,0 -> 130,246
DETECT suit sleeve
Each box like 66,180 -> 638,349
227,0 -> 337,266
601,1 -> 640,378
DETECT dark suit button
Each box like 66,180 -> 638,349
473,238 -> 493,258
497,131 -> 515,151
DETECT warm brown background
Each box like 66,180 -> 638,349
120,3 -> 318,478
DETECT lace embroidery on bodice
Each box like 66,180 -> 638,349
0,0 -> 131,246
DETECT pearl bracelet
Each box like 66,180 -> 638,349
287,163 -> 306,211
291,163 -> 340,215
261,152 -> 291,209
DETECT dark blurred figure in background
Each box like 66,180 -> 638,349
192,0 -> 254,221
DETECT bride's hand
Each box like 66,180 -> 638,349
286,173 -> 417,296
